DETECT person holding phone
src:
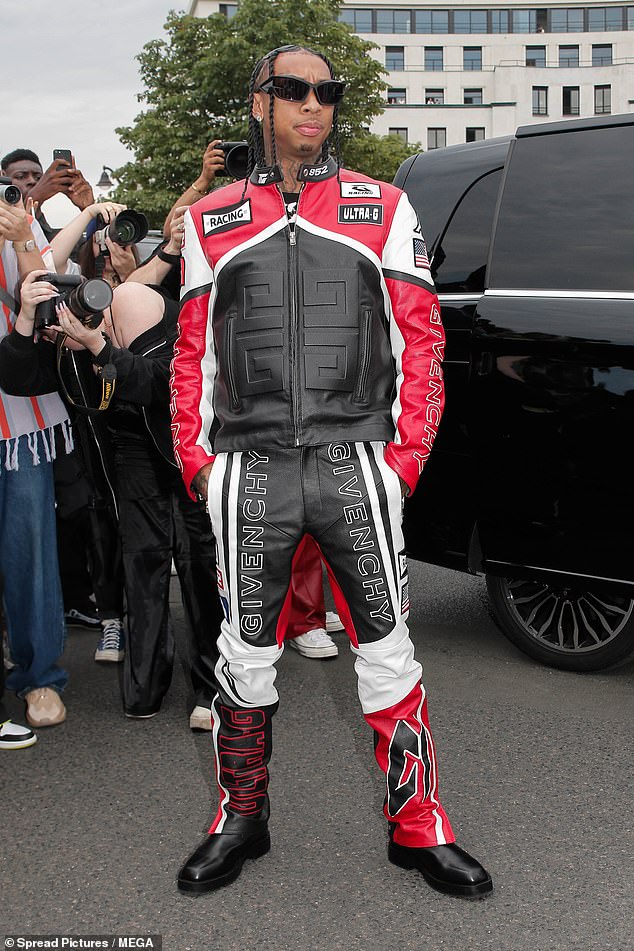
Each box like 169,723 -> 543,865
1,149 -> 94,241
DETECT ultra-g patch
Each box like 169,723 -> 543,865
338,204 -> 384,225
202,199 -> 252,236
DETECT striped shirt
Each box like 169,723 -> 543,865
0,217 -> 69,458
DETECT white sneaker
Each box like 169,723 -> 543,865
189,705 -> 212,731
288,628 -> 339,659
325,611 -> 345,633
0,719 -> 37,749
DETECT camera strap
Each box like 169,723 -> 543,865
55,333 -> 117,415
0,283 -> 19,315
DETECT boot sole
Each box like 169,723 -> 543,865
388,844 -> 493,899
177,834 -> 271,894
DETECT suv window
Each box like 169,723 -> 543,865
489,124 -> 634,292
432,169 -> 502,293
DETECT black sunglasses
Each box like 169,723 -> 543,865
257,75 -> 346,106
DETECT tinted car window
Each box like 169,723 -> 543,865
432,169 -> 502,293
489,124 -> 634,292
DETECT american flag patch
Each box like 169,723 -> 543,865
413,237 -> 429,268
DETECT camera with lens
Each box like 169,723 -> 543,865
0,175 -> 22,205
93,209 -> 149,256
218,141 -> 249,180
34,273 -> 114,330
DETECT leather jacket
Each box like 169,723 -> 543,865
172,157 -> 445,498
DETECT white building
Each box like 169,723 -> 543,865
189,0 -> 634,149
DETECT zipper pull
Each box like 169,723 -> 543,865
289,225 -> 297,246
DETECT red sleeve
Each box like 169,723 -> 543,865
170,207 -> 216,499
381,192 -> 445,495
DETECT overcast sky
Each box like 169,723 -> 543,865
3,0 -> 181,225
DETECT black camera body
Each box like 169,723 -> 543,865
0,175 -> 21,205
219,141 -> 249,180
94,209 -> 149,256
34,273 -> 113,330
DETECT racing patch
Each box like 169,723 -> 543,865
338,204 -> 384,225
413,237 -> 429,268
340,181 -> 382,199
202,199 -> 252,236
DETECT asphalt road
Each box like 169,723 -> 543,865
2,561 -> 633,951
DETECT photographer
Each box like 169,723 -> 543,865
1,149 -> 94,242
163,139 -> 226,238
51,200 -> 140,287
0,198 -> 71,728
1,209 -> 223,720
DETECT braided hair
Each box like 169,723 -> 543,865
244,44 -> 343,182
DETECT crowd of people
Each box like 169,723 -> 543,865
1,42 -> 493,900
0,140 -> 343,747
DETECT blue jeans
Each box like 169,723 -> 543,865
0,434 -> 67,697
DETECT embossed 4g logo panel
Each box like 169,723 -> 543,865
230,267 -> 364,397
302,269 -> 361,391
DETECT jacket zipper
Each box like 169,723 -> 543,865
354,309 -> 373,403
283,185 -> 304,446
224,313 -> 240,410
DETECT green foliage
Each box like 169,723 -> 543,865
114,0 -> 412,226
344,133 -> 420,185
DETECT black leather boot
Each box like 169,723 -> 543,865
177,816 -> 270,894
388,827 -> 492,899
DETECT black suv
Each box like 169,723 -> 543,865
394,113 -> 634,671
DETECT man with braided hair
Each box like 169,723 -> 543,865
172,45 -> 492,898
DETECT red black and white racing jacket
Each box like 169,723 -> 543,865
171,157 -> 445,498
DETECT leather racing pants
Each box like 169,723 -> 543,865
206,441 -> 455,848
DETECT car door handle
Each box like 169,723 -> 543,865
475,351 -> 494,375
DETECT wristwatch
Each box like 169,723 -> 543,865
13,238 -> 37,253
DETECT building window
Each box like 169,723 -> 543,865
532,86 -> 548,115
424,47 -> 444,71
629,7 -> 634,29
339,8 -> 373,32
526,45 -> 546,67
464,88 -> 483,104
512,9 -> 537,32
219,3 -> 238,16
466,128 -> 485,142
389,127 -> 409,143
550,8 -> 585,33
387,88 -> 407,104
428,128 -> 447,150
414,10 -> 449,33
594,85 -> 611,114
386,46 -> 405,70
376,9 -> 411,33
425,88 -> 445,104
562,86 -> 580,115
559,45 -> 579,67
592,44 -> 613,65
453,10 -> 488,33
588,6 -> 623,30
491,10 -> 510,33
463,47 -> 482,71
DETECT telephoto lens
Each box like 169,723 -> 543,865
68,278 -> 114,322
34,274 -> 113,330
0,176 -> 22,205
219,142 -> 249,180
109,209 -> 149,246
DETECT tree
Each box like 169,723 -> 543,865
114,0 -> 419,226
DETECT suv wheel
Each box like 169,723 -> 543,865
486,575 -> 634,671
